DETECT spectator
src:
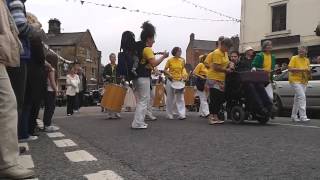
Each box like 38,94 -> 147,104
66,66 -> 80,116
6,0 -> 39,141
74,64 -> 87,112
43,57 -> 60,132
0,1 -> 35,178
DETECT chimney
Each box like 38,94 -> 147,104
190,33 -> 195,41
48,18 -> 61,34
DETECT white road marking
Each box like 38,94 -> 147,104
47,132 -> 65,138
53,139 -> 77,147
270,122 -> 320,129
19,142 -> 29,151
18,155 -> 34,169
64,150 -> 97,162
84,170 -> 124,180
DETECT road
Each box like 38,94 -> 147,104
19,107 -> 320,180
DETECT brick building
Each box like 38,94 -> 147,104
186,33 -> 217,70
45,19 -> 101,91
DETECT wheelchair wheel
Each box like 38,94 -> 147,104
230,106 -> 245,124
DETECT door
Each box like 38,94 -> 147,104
274,71 -> 294,108
306,66 -> 320,107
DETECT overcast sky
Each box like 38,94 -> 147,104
26,0 -> 241,67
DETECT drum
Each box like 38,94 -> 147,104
101,84 -> 127,112
153,84 -> 165,107
171,81 -> 185,90
184,86 -> 196,106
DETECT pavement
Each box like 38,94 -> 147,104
18,107 -> 320,180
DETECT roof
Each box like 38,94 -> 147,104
192,40 -> 217,51
45,32 -> 86,46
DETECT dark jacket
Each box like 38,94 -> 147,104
236,56 -> 253,72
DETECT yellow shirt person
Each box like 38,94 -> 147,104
263,53 -> 272,72
193,63 -> 208,78
164,57 -> 185,81
288,55 -> 310,84
205,49 -> 230,81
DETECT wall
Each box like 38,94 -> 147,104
240,0 -> 320,53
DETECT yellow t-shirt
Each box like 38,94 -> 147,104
205,49 -> 229,81
165,57 -> 185,81
141,47 -> 155,70
193,63 -> 208,77
263,53 -> 272,72
288,55 -> 310,84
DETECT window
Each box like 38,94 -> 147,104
274,71 -> 288,81
52,48 -> 61,55
272,4 -> 287,32
92,68 -> 95,77
86,49 -> 91,60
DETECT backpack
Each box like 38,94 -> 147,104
116,52 -> 136,81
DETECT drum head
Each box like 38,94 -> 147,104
171,81 -> 185,89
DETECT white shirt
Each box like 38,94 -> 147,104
66,74 -> 80,96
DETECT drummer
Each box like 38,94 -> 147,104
102,53 -> 121,119
193,54 -> 210,118
164,47 -> 188,120
132,21 -> 169,129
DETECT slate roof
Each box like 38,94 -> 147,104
45,32 -> 86,46
192,40 -> 217,51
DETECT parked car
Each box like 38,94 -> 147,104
273,64 -> 320,114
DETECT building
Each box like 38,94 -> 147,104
186,33 -> 240,70
45,19 -> 101,91
240,0 -> 320,64
186,33 -> 217,70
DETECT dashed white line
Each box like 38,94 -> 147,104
53,139 -> 77,147
64,150 -> 97,162
47,132 -> 65,138
270,122 -> 320,129
18,155 -> 34,169
19,142 -> 29,151
84,170 -> 124,180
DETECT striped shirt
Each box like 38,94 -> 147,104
6,0 -> 32,37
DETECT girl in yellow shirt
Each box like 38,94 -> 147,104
204,38 -> 234,125
193,55 -> 209,117
288,46 -> 311,122
164,47 -> 187,120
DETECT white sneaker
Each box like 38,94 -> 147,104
131,124 -> 148,129
167,115 -> 174,120
301,118 -> 310,122
19,136 -> 38,142
67,114 -> 72,116
291,116 -> 300,122
114,113 -> 121,119
0,165 -> 35,179
44,125 -> 60,132
146,114 -> 157,121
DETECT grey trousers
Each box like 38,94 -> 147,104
0,63 -> 19,170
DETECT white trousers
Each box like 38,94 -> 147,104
132,78 -> 150,127
146,86 -> 155,117
265,83 -> 274,101
291,83 -> 307,119
165,81 -> 186,118
197,90 -> 209,116
0,63 -> 19,169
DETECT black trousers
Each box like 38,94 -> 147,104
43,91 -> 56,127
74,91 -> 84,110
209,88 -> 225,115
67,95 -> 75,115
7,63 -> 27,138
25,63 -> 46,135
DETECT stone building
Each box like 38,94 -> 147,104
45,18 -> 101,91
240,0 -> 320,64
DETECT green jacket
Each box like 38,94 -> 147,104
252,52 -> 276,81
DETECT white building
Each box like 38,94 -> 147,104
240,0 -> 320,64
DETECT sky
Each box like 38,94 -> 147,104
26,0 -> 241,67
